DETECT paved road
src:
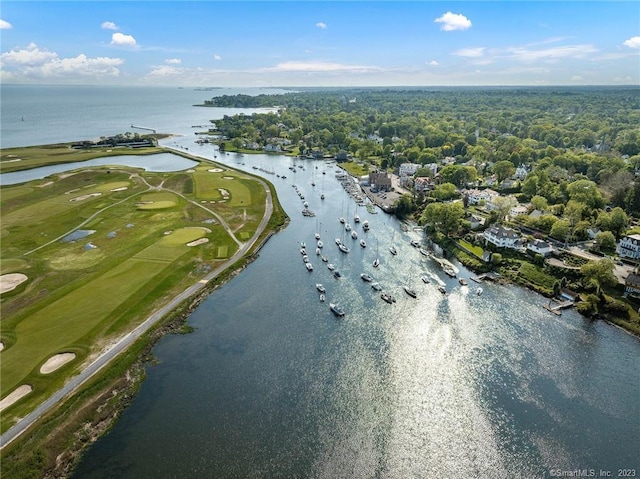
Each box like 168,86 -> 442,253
0,156 -> 274,449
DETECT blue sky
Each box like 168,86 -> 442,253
1,1 -> 638,86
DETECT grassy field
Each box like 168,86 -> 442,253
0,145 -> 273,431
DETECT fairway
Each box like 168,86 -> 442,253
0,146 -> 273,427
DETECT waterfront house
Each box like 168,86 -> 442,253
414,177 -> 433,192
464,213 -> 484,230
624,273 -> 640,296
527,239 -> 553,256
617,234 -> 640,260
484,225 -> 521,249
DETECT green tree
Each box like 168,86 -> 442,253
430,183 -> 458,201
530,195 -> 548,211
421,202 -> 465,236
492,160 -> 516,183
580,259 -> 617,295
595,231 -> 616,252
550,219 -> 571,241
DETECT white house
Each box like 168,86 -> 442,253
484,225 -> 521,249
514,165 -> 528,180
465,188 -> 500,206
399,163 -> 421,178
509,204 -> 530,218
617,234 -> 640,259
527,239 -> 553,256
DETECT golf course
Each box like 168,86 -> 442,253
0,141 -> 283,433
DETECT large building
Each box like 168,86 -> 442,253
369,171 -> 392,192
617,234 -> 640,259
484,225 -> 521,249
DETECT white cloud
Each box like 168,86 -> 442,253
434,12 -> 472,32
0,19 -> 13,29
454,47 -> 485,58
101,21 -> 118,30
427,60 -> 439,66
571,75 -> 583,82
316,22 -> 328,29
264,61 -> 381,73
623,36 -> 640,49
0,43 -> 58,65
165,58 -> 182,64
505,44 -> 597,62
111,32 -> 137,47
0,43 -> 123,80
213,54 -> 222,61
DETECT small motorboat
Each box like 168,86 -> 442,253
381,292 -> 396,304
371,282 -> 382,291
330,303 -> 345,317
360,273 -> 373,282
403,286 -> 417,298
360,239 -> 367,248
316,283 -> 326,293
320,293 -> 326,302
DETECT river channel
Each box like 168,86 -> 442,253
72,141 -> 639,478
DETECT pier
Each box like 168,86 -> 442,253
131,124 -> 157,134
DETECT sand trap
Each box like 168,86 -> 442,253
187,238 -> 209,247
0,385 -> 33,412
0,273 -> 28,294
37,181 -> 54,187
218,188 -> 229,196
70,192 -> 102,202
222,176 -> 234,180
0,341 -> 4,352
110,186 -> 128,192
208,168 -> 224,173
40,352 -> 76,374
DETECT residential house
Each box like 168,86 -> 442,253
264,144 -> 281,153
617,234 -> 640,259
527,239 -> 553,256
514,165 -> 528,180
587,228 -> 601,240
509,204 -> 530,218
624,273 -> 640,296
465,188 -> 500,206
464,213 -> 484,230
414,177 -> 434,192
484,225 -> 521,249
399,163 -> 421,187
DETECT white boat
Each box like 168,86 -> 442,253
339,217 -> 345,224
438,285 -> 446,294
404,286 -> 417,298
301,241 -> 306,248
360,273 -> 373,282
389,245 -> 397,256
354,214 -> 360,223
321,255 -> 328,262
321,194 -> 325,200
345,223 -> 352,231
351,231 -> 358,239
302,255 -> 309,263
316,283 -> 326,293
327,263 -> 335,270
330,303 -> 345,317
410,239 -> 420,248
300,248 -> 307,255
306,262 -> 313,271
362,220 -> 370,231
320,293 -> 326,302
335,238 -> 342,245
315,232 -> 321,240
371,282 -> 382,291
360,239 -> 366,248
421,275 -> 430,283
339,243 -> 350,253
373,258 -> 380,268
477,287 -> 483,296
316,248 -> 321,255
317,240 -> 323,248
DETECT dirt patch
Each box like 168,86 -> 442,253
40,353 -> 77,374
0,385 -> 33,412
0,273 -> 28,294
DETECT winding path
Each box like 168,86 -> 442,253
1,154 -> 274,449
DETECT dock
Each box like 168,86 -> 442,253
471,272 -> 501,283
543,299 -> 574,316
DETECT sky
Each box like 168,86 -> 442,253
1,1 -> 639,87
